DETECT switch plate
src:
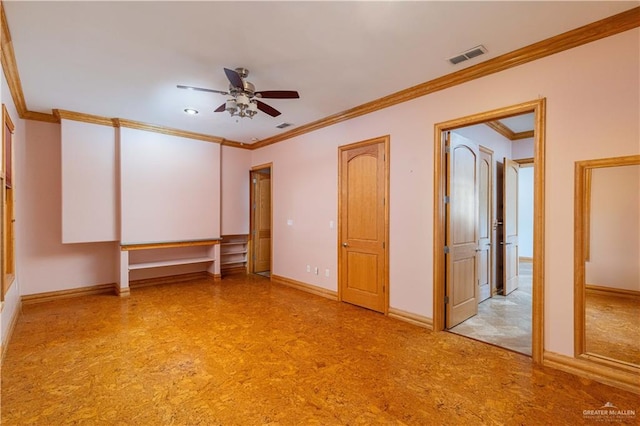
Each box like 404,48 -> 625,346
329,220 -> 334,229
306,265 -> 311,273
314,267 -> 319,275
325,269 -> 330,277
287,219 -> 293,226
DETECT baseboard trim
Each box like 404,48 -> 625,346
543,351 -> 640,395
586,284 -> 640,300
207,272 -> 222,280
388,308 -> 433,330
129,272 -> 212,289
221,266 -> 246,275
22,283 -> 116,305
1,298 -> 22,365
271,275 -> 338,301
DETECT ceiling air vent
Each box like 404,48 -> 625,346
276,122 -> 293,129
448,45 -> 487,65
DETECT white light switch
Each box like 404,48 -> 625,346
329,220 -> 334,229
287,219 -> 293,226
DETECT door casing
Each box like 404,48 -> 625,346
433,99 -> 546,364
249,163 -> 273,275
338,135 -> 390,314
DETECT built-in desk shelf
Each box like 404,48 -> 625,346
117,239 -> 221,296
128,257 -> 215,270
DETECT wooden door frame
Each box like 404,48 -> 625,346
338,135 -> 390,314
433,99 -> 546,364
249,163 -> 273,275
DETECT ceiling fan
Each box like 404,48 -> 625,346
177,67 -> 300,118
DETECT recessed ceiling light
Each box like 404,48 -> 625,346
184,108 -> 199,115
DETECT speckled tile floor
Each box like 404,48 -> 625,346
449,262 -> 532,355
2,273 -> 638,425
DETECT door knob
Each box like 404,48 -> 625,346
342,242 -> 349,247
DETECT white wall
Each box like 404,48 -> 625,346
518,166 -> 534,258
512,138 -> 534,160
586,165 -> 640,291
61,120 -> 117,243
119,127 -> 221,244
251,28 -> 640,358
221,145 -> 251,235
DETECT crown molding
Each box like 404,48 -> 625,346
1,3 -> 637,149
114,118 -> 226,144
251,6 -> 639,149
54,109 -> 112,126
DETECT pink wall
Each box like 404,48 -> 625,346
252,29 -> 640,357
17,120 -> 118,295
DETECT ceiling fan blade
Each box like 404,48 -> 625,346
214,103 -> 226,113
177,84 -> 228,95
255,90 -> 300,99
224,68 -> 244,89
256,100 -> 281,117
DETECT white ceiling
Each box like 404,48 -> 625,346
4,1 -> 637,144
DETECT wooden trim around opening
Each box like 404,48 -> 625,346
337,135 -> 390,314
433,99 -> 546,364
573,155 -> 640,358
272,274 -> 338,301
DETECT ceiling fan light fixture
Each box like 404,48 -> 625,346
225,99 -> 237,114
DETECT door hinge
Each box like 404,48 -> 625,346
253,178 -> 257,184
383,241 -> 385,249
444,195 -> 450,204
444,246 -> 450,254
445,145 -> 451,154
444,296 -> 449,304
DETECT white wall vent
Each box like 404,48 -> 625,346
448,45 -> 487,65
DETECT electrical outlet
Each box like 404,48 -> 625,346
306,265 -> 311,273
325,269 -> 330,277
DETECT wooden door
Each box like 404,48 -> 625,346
502,158 -> 519,295
477,147 -> 493,302
446,133 -> 479,328
252,171 -> 271,273
339,138 -> 388,313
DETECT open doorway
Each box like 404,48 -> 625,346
433,99 -> 546,363
250,164 -> 272,278
445,119 -> 535,355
